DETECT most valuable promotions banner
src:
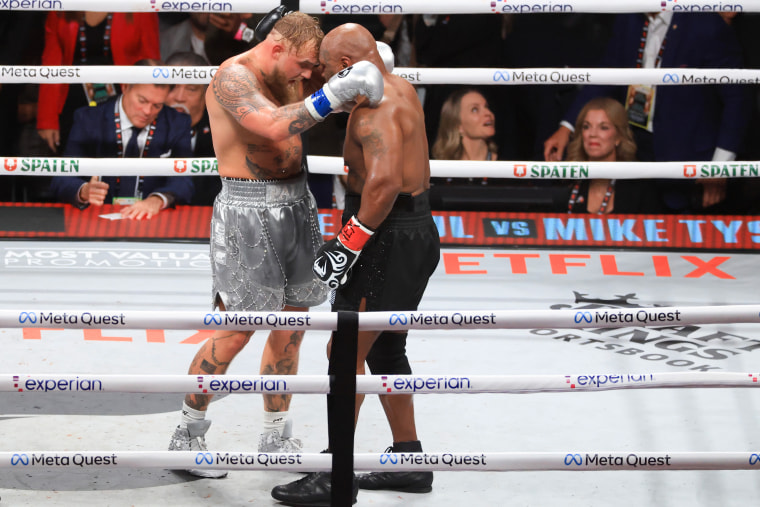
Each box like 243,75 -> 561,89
1,203 -> 759,250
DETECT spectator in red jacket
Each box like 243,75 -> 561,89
37,11 -> 160,154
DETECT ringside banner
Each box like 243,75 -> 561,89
3,203 -> 760,250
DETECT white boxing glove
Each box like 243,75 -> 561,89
304,60 -> 384,121
376,41 -> 395,73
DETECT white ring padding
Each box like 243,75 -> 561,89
3,306 -> 760,330
0,450 -> 759,472
3,66 -> 760,85
3,156 -> 760,179
3,372 -> 759,394
8,0 -> 759,15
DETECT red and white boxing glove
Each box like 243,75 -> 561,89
313,215 -> 375,289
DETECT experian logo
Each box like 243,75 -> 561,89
320,1 -> 403,15
156,1 -> 232,13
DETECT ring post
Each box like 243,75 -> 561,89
328,310 -> 358,506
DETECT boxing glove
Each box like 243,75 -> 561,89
304,61 -> 384,121
376,41 -> 395,73
254,5 -> 291,42
313,215 -> 375,289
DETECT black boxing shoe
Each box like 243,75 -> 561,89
271,471 -> 358,506
357,441 -> 434,493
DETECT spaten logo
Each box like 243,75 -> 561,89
174,160 -> 187,173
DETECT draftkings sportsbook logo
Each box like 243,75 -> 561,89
532,291 -> 760,372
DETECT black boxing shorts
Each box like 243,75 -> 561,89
331,190 -> 440,313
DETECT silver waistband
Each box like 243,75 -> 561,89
219,172 -> 309,206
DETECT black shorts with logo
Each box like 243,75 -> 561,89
331,190 -> 440,313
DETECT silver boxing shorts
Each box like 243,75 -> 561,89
210,172 -> 329,311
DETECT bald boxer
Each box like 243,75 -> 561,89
272,23 -> 440,505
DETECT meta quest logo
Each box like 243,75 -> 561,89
533,292 -> 760,372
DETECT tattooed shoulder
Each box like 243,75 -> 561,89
355,116 -> 387,158
212,64 -> 263,122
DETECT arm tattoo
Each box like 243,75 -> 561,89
359,125 -> 388,158
272,103 -> 319,135
212,65 -> 264,122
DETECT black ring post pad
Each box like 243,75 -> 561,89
328,311 -> 358,507
254,5 -> 293,42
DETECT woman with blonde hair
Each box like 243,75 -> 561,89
432,88 -> 498,163
566,97 -> 657,213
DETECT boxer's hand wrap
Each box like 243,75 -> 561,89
304,61 -> 384,121
313,216 -> 375,289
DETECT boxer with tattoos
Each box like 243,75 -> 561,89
167,9 -> 383,478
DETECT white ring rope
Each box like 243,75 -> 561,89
2,372 -> 759,394
0,450 -> 758,472
4,0 -> 756,15
2,65 -> 758,86
2,305 -> 759,331
3,155 -> 757,180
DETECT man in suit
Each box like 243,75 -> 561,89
543,12 -> 752,213
165,51 -> 219,206
50,59 -> 193,219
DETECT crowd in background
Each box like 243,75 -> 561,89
1,11 -> 760,214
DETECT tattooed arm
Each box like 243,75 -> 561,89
348,105 -> 404,229
211,63 -> 319,140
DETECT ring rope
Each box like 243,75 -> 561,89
6,0 -> 758,15
2,306 -> 757,331
2,156 -> 756,179
3,372 -> 759,394
2,65 -> 758,85
3,156 -> 758,180
0,451 -> 758,472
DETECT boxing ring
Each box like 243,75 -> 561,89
3,0 -> 760,506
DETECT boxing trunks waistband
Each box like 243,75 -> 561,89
220,171 -> 308,207
344,190 -> 431,216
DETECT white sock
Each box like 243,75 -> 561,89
180,402 -> 206,429
263,410 -> 288,435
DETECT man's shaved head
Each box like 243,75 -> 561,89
320,23 -> 384,79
